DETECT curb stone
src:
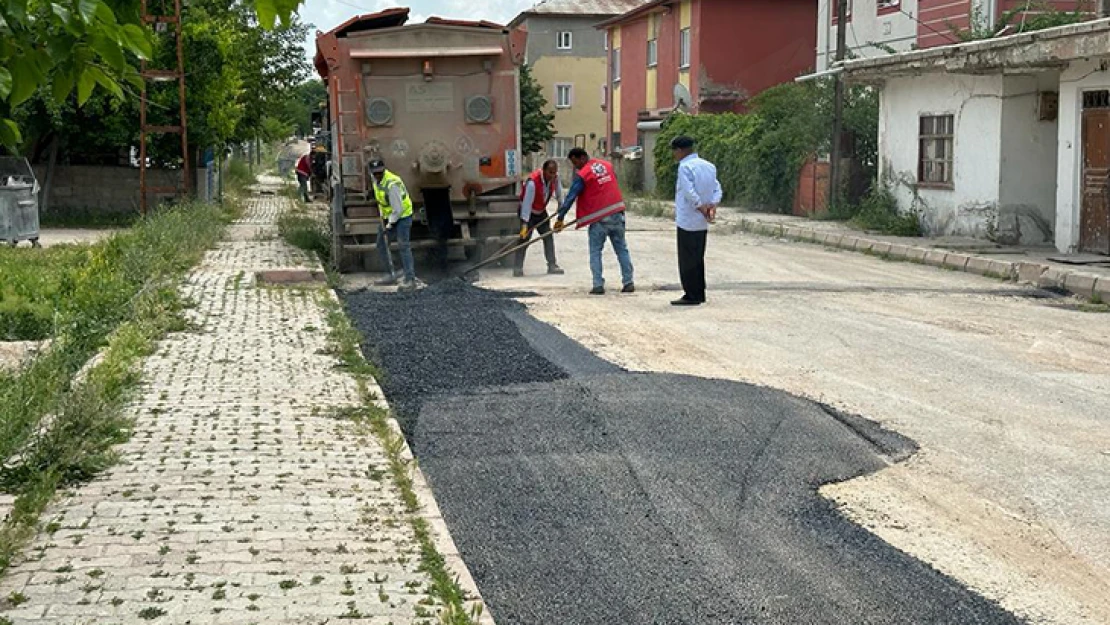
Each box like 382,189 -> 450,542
730,216 -> 1103,300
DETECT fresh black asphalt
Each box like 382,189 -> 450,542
341,284 -> 1024,625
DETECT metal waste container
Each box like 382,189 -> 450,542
0,157 -> 40,248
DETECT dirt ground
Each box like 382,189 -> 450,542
472,213 -> 1110,625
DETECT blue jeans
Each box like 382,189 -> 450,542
376,216 -> 415,282
588,212 -> 634,289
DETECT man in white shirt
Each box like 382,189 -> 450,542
514,159 -> 565,277
670,135 -> 722,306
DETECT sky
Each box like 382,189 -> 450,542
297,0 -> 538,62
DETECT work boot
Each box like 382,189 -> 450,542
671,296 -> 701,306
397,278 -> 417,292
375,275 -> 398,287
589,286 -> 605,295
621,283 -> 635,293
547,264 -> 565,275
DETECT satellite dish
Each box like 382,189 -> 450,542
673,83 -> 692,113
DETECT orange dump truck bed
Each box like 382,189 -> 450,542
315,8 -> 529,271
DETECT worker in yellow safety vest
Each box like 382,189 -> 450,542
369,159 -> 417,291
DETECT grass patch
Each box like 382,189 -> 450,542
225,158 -> 257,196
626,197 -> 672,219
822,186 -> 922,237
278,213 -> 331,266
0,201 -> 231,574
38,210 -> 140,229
319,296 -> 483,625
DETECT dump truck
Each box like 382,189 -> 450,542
314,8 -> 528,272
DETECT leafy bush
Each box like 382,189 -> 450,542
225,157 -> 256,193
836,185 -> 922,236
654,80 -> 878,213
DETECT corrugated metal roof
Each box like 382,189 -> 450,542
521,0 -> 647,17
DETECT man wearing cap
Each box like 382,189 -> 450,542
514,159 -> 565,277
554,148 -> 635,295
369,159 -> 417,291
670,135 -> 722,306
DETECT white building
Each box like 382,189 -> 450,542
841,19 -> 1110,255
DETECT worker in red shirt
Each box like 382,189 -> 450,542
295,152 -> 312,203
514,159 -> 565,277
555,148 -> 634,295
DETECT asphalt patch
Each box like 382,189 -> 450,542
341,283 -> 1024,625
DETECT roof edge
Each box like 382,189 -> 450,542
597,0 -> 670,29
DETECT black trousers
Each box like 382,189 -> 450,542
677,227 -> 708,302
515,211 -> 557,270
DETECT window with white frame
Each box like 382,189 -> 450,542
557,31 -> 573,50
555,84 -> 573,109
603,30 -> 609,50
647,15 -> 659,67
679,28 -> 691,69
918,114 -> 954,187
548,137 -> 572,159
612,47 -> 621,82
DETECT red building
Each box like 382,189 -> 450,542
598,0 -> 817,152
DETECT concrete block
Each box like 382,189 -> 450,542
987,260 -> 1016,280
870,241 -> 892,256
905,247 -> 929,263
821,233 -> 842,247
943,253 -> 971,271
838,236 -> 860,250
1038,267 -> 1068,290
923,249 -> 948,267
1063,272 -> 1099,299
965,257 -> 992,276
801,228 -> 821,242
1093,277 -> 1110,302
1015,262 -> 1047,284
886,243 -> 911,259
782,225 -> 802,239
853,237 -> 876,251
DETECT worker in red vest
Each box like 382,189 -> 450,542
514,160 -> 565,277
555,148 -> 634,295
295,152 -> 312,203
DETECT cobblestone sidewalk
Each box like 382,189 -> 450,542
0,194 -> 481,624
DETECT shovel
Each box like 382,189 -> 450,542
459,217 -> 578,277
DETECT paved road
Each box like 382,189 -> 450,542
342,284 -> 1023,625
476,213 -> 1110,624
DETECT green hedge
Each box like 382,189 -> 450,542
653,80 -> 877,213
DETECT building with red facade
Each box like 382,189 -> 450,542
598,0 -> 817,155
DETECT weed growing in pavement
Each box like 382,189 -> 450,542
0,201 -> 232,577
278,213 -> 331,266
626,197 -> 672,219
319,296 -> 485,625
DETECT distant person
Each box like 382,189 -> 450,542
555,148 -> 634,295
295,152 -> 312,203
670,135 -> 722,306
514,160 -> 565,277
368,159 -> 417,292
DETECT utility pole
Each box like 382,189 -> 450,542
829,0 -> 849,208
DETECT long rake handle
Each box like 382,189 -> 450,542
463,218 -> 578,275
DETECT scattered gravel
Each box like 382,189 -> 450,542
341,281 -> 568,433
341,281 -> 1024,625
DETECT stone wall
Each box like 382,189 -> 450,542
31,165 -> 183,214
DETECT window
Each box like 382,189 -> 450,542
555,84 -> 573,109
601,84 -> 608,109
832,0 -> 852,21
679,28 -> 691,69
603,31 -> 609,51
612,48 -> 621,83
647,15 -> 659,68
548,137 -> 572,159
919,114 -> 954,187
557,31 -> 573,50
647,40 -> 658,67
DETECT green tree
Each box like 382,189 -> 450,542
279,80 -> 327,137
519,63 -> 555,155
0,0 -> 305,150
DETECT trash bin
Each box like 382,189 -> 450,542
0,157 -> 40,248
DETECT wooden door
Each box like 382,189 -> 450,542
1081,108 -> 1110,255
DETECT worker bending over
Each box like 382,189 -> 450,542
555,148 -> 635,295
369,159 -> 417,292
515,160 -> 565,277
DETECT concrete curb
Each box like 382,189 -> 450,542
733,216 -> 1107,300
322,290 -> 496,624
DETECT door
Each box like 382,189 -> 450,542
1081,103 -> 1110,254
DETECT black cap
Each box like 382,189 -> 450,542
368,159 -> 386,173
670,135 -> 695,150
